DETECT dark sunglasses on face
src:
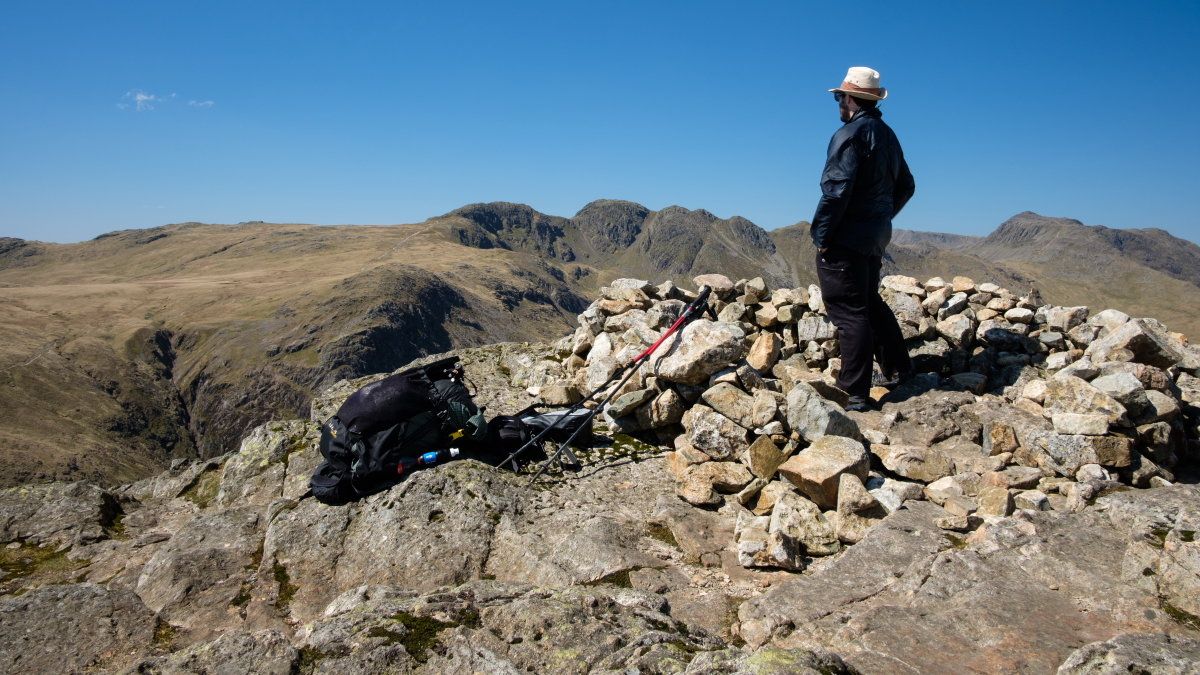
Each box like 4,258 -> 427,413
833,91 -> 846,102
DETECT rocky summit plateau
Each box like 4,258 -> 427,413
2,271 -> 1199,674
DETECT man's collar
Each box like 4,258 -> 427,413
845,108 -> 882,124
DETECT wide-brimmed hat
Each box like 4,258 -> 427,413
829,66 -> 887,101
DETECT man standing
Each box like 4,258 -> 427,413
811,66 -> 915,411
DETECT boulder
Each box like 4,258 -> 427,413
583,332 -> 620,393
777,436 -> 870,509
1034,433 -> 1133,475
936,314 -> 974,346
718,301 -> 747,323
1057,633 -> 1200,675
0,482 -> 120,549
693,273 -> 735,298
744,435 -> 790,480
982,466 -> 1044,490
1135,390 -> 1180,425
681,405 -> 750,460
607,278 -> 653,293
1043,375 -> 1129,426
1085,318 -> 1187,368
637,387 -> 686,428
1091,372 -> 1151,411
736,511 -> 789,569
607,387 -> 656,418
129,630 -> 298,675
689,461 -> 753,493
881,275 -> 925,296
746,332 -> 782,371
835,474 -> 886,543
770,491 -> 840,557
701,382 -> 759,429
795,316 -> 839,342
754,303 -> 780,328
0,584 -> 157,673
785,382 -> 862,443
655,320 -> 747,385
1051,412 -> 1109,436
871,443 -> 956,482
1014,490 -> 1050,511
976,485 -> 1014,517
939,292 -> 969,319
1044,306 -> 1089,331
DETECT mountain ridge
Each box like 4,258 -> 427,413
2,202 -> 1199,487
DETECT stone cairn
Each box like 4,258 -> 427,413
552,273 -> 1200,571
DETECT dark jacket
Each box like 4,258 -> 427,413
810,107 -> 915,257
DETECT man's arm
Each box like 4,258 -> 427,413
810,130 -> 860,250
892,151 -> 915,218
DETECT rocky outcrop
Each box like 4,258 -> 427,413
1,273 -> 1198,671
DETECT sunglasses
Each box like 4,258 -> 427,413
833,91 -> 846,102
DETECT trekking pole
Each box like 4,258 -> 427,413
497,285 -> 715,473
525,285 -> 717,485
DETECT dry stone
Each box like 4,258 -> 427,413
1044,375 -> 1129,426
637,387 -> 685,428
700,382 -> 758,429
835,474 -> 885,543
871,443 -> 955,482
777,436 -> 869,509
608,388 -> 656,418
689,461 -> 753,493
681,405 -> 750,460
785,382 -> 862,443
1051,412 -> 1109,436
770,491 -> 840,557
795,316 -> 838,342
736,511 -> 791,569
743,435 -> 787,480
976,485 -> 1014,517
936,314 -> 974,346
655,320 -> 746,385
1086,318 -> 1187,368
747,332 -> 782,371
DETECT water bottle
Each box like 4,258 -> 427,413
396,448 -> 461,475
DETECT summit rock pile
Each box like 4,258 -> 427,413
1,274 -> 1198,673
559,274 -> 1200,572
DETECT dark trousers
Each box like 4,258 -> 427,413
815,246 -> 912,397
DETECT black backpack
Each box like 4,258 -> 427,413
309,357 -> 485,504
480,405 -> 594,472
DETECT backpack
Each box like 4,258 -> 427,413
309,357 -> 486,504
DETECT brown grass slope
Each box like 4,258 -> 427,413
956,212 -> 1200,338
0,222 -> 584,487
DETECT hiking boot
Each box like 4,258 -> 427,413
872,369 -> 916,388
845,395 -> 873,412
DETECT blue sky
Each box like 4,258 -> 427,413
2,1 -> 1198,244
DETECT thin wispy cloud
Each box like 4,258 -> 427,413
119,90 -> 161,111
117,90 -> 213,111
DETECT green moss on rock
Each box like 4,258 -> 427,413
182,466 -> 222,508
388,611 -> 457,663
0,543 -> 90,595
274,560 -> 297,609
646,524 -> 680,549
